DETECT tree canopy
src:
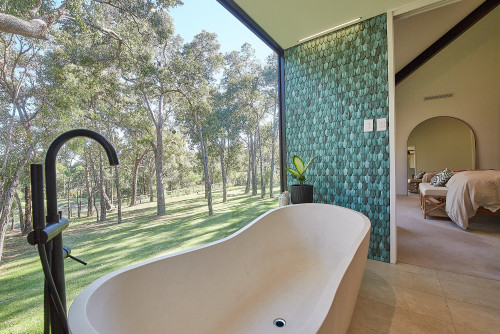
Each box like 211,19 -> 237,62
0,0 -> 278,262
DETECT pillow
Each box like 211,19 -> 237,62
414,171 -> 425,179
430,168 -> 453,186
422,171 -> 438,183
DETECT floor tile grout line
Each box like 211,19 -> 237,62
437,271 -> 459,334
362,274 -> 445,298
442,295 -> 500,312
438,270 -> 500,290
356,294 -> 457,333
368,259 -> 438,278
436,270 -> 500,285
394,260 -> 439,276
437,274 -> 500,311
367,263 -> 438,279
349,320 -> 385,334
363,274 -> 444,297
359,284 -> 453,324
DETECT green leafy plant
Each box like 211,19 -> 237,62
286,155 -> 316,186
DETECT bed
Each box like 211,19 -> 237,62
445,170 -> 500,229
418,170 -> 500,229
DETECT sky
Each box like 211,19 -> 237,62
169,0 -> 274,63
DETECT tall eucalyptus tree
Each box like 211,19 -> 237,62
0,32 -> 42,262
261,54 -> 279,197
175,31 -> 223,216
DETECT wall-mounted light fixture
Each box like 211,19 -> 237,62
298,17 -> 362,43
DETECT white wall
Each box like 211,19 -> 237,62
408,117 -> 475,174
394,6 -> 500,194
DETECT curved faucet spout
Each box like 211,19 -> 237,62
45,129 -> 119,224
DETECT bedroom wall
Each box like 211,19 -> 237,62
284,15 -> 390,262
407,117 -> 475,174
395,6 -> 500,194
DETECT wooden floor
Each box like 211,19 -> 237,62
348,259 -> 500,334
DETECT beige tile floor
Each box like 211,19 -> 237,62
347,259 -> 500,334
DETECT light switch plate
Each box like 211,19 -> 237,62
364,119 -> 373,132
377,118 -> 387,131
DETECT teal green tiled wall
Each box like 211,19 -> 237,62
284,14 -> 390,262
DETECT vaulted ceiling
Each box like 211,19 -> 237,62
232,0 -> 423,49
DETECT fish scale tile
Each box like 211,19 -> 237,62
284,14 -> 390,262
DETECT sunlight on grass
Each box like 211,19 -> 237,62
0,185 -> 279,334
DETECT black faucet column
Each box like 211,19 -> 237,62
31,164 -> 51,333
42,129 -> 119,333
45,139 -> 68,334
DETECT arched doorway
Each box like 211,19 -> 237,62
406,116 -> 476,193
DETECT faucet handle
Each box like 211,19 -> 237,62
63,246 -> 87,265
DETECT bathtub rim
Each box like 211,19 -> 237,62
68,203 -> 371,334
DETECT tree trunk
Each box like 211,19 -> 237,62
144,91 -> 166,215
204,175 -> 208,199
67,169 -> 71,218
77,189 -> 81,218
0,145 -> 31,262
148,161 -> 154,202
85,151 -> 94,217
130,152 -> 140,207
114,166 -> 122,223
109,177 -> 113,206
245,135 -> 251,194
271,77 -> 279,198
198,123 -> 213,216
91,153 -> 105,221
62,173 -> 66,216
258,127 -> 265,198
99,153 -> 113,210
219,139 -> 227,203
14,192 -> 24,233
225,135 -> 231,187
98,152 -> 107,220
1,106 -> 16,191
142,167 -> 147,195
24,184 -> 32,235
153,126 -> 166,215
0,218 -> 8,263
251,133 -> 257,196
270,127 -> 276,198
93,192 -> 99,223
0,177 -> 19,262
130,148 -> 149,206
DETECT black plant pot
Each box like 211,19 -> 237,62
290,184 -> 313,204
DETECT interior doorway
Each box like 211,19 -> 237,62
390,0 -> 500,279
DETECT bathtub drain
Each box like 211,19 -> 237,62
273,318 -> 286,328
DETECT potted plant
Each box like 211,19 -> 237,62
286,155 -> 316,204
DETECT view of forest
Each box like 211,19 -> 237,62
0,0 -> 279,263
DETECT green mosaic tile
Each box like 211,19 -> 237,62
284,14 -> 390,262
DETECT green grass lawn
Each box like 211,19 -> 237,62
0,185 -> 279,334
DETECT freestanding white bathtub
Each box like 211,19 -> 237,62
68,203 -> 370,334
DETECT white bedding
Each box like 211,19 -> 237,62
446,170 -> 500,229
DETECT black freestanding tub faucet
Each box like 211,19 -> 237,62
28,129 -> 119,334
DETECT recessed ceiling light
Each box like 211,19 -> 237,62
298,17 -> 362,43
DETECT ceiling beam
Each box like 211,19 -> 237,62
395,0 -> 500,85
